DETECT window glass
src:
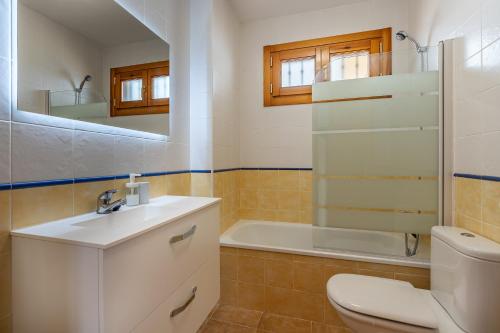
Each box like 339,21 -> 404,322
330,51 -> 370,81
121,79 -> 143,101
152,75 -> 170,99
281,57 -> 315,88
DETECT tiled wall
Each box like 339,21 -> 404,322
0,0 -> 192,328
238,169 -> 313,224
214,171 -> 239,233
409,0 -> 500,244
219,246 -> 430,331
454,177 -> 500,243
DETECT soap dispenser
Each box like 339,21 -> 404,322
126,173 -> 141,206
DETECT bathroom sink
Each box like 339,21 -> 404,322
11,195 -> 221,249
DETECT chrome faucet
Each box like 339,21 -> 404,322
96,189 -> 126,214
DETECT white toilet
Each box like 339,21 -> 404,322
327,226 -> 500,333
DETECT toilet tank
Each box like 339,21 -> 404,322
431,226 -> 500,333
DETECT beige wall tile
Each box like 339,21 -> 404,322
220,278 -> 238,306
323,296 -> 346,327
278,171 -> 300,190
238,255 -> 266,284
239,171 -> 259,189
0,192 -> 10,255
266,287 -> 324,322
143,176 -> 167,198
191,173 -> 212,197
221,252 -> 238,280
293,261 -> 324,294
483,223 -> 500,243
0,253 -> 11,319
456,213 -> 482,234
395,273 -> 430,289
455,177 -> 482,220
238,282 -> 266,311
74,180 -> 115,215
258,190 -> 279,210
12,185 -> 73,229
278,191 -> 301,210
299,171 -> 313,192
259,170 -> 280,189
166,174 -> 191,196
265,259 -> 293,289
241,189 -> 258,209
482,180 -> 500,227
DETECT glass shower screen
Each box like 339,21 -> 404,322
312,51 -> 440,250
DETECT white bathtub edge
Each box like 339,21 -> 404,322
220,220 -> 430,269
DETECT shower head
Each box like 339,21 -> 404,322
77,75 -> 92,91
395,31 -> 427,53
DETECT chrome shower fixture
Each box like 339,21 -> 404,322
395,31 -> 428,54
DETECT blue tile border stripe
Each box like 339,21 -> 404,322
0,168 -> 315,191
454,173 -> 500,182
12,179 -> 75,190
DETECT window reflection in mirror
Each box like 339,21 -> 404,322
17,0 -> 170,136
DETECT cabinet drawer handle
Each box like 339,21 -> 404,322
170,287 -> 197,318
170,225 -> 197,244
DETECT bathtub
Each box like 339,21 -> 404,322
220,220 -> 430,268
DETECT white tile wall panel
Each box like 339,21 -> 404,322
143,139 -> 168,173
11,122 -> 73,182
73,131 -> 115,178
0,121 -> 10,183
113,136 -> 145,175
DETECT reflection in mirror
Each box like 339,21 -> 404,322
17,0 -> 170,136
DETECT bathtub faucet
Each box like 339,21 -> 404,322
405,233 -> 420,257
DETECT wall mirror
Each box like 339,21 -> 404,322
17,0 -> 170,136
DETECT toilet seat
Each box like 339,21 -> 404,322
327,274 -> 438,330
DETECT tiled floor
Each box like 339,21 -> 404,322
198,304 -> 352,333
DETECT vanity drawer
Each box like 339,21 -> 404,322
101,204 -> 220,333
132,255 -> 220,333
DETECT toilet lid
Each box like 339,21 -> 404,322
327,274 -> 438,329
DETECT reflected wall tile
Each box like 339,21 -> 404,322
73,131 -> 114,178
115,0 -> 145,24
143,139 -> 167,173
0,0 -> 11,60
481,39 -> 500,90
482,0 -> 500,48
11,123 -> 73,182
0,121 -> 9,183
0,57 -> 10,121
113,136 -> 144,175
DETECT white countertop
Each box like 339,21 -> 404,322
11,196 -> 221,249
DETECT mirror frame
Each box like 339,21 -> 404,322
10,0 -> 170,141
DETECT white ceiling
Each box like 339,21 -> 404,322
21,0 -> 163,47
229,0 -> 365,22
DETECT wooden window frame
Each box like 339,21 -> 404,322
111,61 -> 169,117
263,28 -> 392,107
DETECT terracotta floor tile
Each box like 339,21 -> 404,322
212,305 -> 263,328
259,312 -> 312,333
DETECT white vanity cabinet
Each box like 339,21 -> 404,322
11,196 -> 221,333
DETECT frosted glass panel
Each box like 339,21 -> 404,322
330,51 -> 369,81
312,70 -> 440,238
313,95 -> 439,131
281,58 -> 315,87
121,79 -> 143,102
152,75 -> 170,99
313,71 -> 439,102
